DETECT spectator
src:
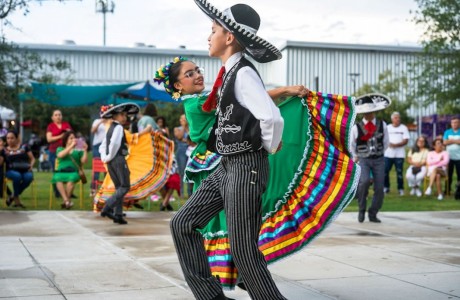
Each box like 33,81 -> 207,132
443,116 -> 460,195
351,94 -> 390,223
0,130 -> 35,208
137,103 -> 160,132
173,114 -> 190,197
405,136 -> 429,197
156,116 -> 170,137
425,138 -> 449,200
90,118 -> 110,196
46,109 -> 73,197
384,112 -> 410,195
0,136 -> 13,199
51,131 -> 88,209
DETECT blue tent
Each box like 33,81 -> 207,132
21,82 -> 140,106
115,81 -> 177,103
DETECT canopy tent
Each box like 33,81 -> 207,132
115,81 -> 177,103
20,81 -> 140,106
0,106 -> 16,120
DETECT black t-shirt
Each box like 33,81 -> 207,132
1,144 -> 31,171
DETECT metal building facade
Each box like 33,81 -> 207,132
19,41 -> 435,116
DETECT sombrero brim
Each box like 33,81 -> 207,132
101,103 -> 140,119
354,93 -> 392,114
194,0 -> 282,63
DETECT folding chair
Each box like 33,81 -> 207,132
91,158 -> 107,192
49,181 -> 84,209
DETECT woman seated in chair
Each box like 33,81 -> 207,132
425,138 -> 450,200
0,130 -> 35,208
405,136 -> 429,197
52,131 -> 88,209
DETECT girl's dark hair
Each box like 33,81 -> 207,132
143,103 -> 158,117
62,130 -> 75,147
412,135 -> 428,153
168,60 -> 187,93
6,130 -> 19,138
156,116 -> 167,126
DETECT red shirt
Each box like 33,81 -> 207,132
47,122 -> 72,153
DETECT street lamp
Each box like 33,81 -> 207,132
95,0 -> 115,46
348,73 -> 360,95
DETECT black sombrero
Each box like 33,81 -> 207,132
194,0 -> 282,63
100,103 -> 140,119
354,93 -> 392,114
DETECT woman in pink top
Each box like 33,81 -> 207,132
425,138 -> 450,200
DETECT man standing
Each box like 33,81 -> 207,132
443,116 -> 460,196
351,94 -> 390,223
384,112 -> 410,195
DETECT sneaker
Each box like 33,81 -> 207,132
384,187 -> 389,194
399,189 -> 404,196
425,187 -> 432,196
170,197 -> 176,202
150,195 -> 161,202
416,188 -> 422,197
410,188 -> 416,196
437,194 -> 443,201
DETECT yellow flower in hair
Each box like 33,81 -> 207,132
158,68 -> 165,78
173,57 -> 180,63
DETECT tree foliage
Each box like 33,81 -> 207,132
411,0 -> 460,113
355,70 -> 415,125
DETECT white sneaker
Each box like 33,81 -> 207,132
170,197 -> 176,202
437,194 -> 443,201
384,187 -> 389,194
409,188 -> 416,195
416,188 -> 422,197
399,189 -> 404,196
425,187 -> 432,196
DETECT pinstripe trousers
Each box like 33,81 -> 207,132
105,155 -> 130,216
170,150 -> 286,300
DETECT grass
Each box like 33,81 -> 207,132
1,163 -> 459,212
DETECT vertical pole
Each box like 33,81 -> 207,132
103,4 -> 106,46
17,74 -> 24,142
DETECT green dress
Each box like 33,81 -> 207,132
179,92 -> 360,290
51,147 -> 84,183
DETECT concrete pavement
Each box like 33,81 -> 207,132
1,210 -> 459,300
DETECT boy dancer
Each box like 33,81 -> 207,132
99,103 -> 149,225
170,2 -> 286,299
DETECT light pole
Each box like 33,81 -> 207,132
348,73 -> 360,95
95,0 -> 115,46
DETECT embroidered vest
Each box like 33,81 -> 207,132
356,120 -> 385,158
207,58 -> 262,156
106,122 -> 128,156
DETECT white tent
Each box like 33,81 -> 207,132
0,105 -> 16,121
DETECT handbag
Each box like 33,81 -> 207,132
412,166 -> 422,175
10,161 -> 31,172
69,154 -> 87,184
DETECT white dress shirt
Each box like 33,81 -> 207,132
223,52 -> 284,154
99,121 -> 124,163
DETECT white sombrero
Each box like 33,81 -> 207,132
100,103 -> 140,119
354,93 -> 392,114
194,0 -> 282,63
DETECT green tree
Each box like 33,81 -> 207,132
355,70 -> 415,125
411,0 -> 460,113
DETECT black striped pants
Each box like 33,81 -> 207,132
170,150 -> 286,300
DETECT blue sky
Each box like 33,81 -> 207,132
2,0 -> 423,49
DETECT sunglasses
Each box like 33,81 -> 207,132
182,67 -> 204,79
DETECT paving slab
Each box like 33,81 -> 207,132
0,210 -> 459,300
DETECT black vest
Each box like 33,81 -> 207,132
356,120 -> 385,158
207,58 -> 262,156
106,122 -> 128,157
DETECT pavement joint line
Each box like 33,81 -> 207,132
55,211 -> 192,295
338,224 -> 460,249
308,252 -> 460,298
18,238 -> 68,300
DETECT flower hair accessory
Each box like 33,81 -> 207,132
99,104 -> 114,117
153,56 -> 188,100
